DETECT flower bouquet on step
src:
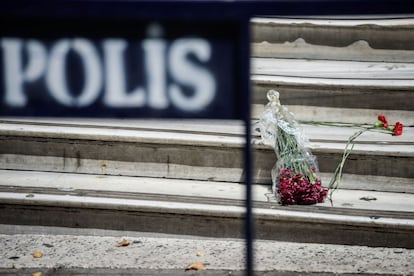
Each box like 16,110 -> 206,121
256,90 -> 328,205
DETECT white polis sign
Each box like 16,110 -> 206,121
0,23 -> 238,118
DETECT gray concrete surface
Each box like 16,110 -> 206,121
0,225 -> 413,275
1,169 -> 413,248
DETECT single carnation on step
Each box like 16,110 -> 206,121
393,122 -> 403,136
377,114 -> 389,128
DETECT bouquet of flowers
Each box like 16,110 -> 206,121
257,90 -> 404,205
257,90 -> 328,205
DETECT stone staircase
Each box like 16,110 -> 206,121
1,17 -> 413,249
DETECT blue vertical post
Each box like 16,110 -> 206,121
244,110 -> 254,276
240,17 -> 254,276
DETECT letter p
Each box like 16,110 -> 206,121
1,38 -> 47,107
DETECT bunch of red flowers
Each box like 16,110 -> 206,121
377,114 -> 403,136
276,114 -> 403,206
277,168 -> 328,205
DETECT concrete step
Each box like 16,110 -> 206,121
251,18 -> 414,118
261,106 -> 414,126
252,57 -> 414,111
251,17 -> 414,50
0,170 -> 413,249
1,119 -> 413,183
253,38 -> 414,63
1,225 -> 413,275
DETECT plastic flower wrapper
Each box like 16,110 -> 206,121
256,90 -> 327,205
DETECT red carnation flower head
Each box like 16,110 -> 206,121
277,168 -> 327,205
393,122 -> 403,136
377,114 -> 389,128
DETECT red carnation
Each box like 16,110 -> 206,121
277,168 -> 327,205
378,114 -> 389,128
393,122 -> 403,136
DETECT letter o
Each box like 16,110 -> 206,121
46,39 -> 102,107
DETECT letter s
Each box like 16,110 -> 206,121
168,39 -> 215,112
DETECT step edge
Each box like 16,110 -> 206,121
252,74 -> 414,88
251,17 -> 414,28
1,121 -> 413,156
252,40 -> 414,62
1,192 -> 413,231
0,122 -> 245,148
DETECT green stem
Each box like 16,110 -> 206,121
300,121 -> 367,128
328,127 -> 373,202
276,126 -> 317,183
